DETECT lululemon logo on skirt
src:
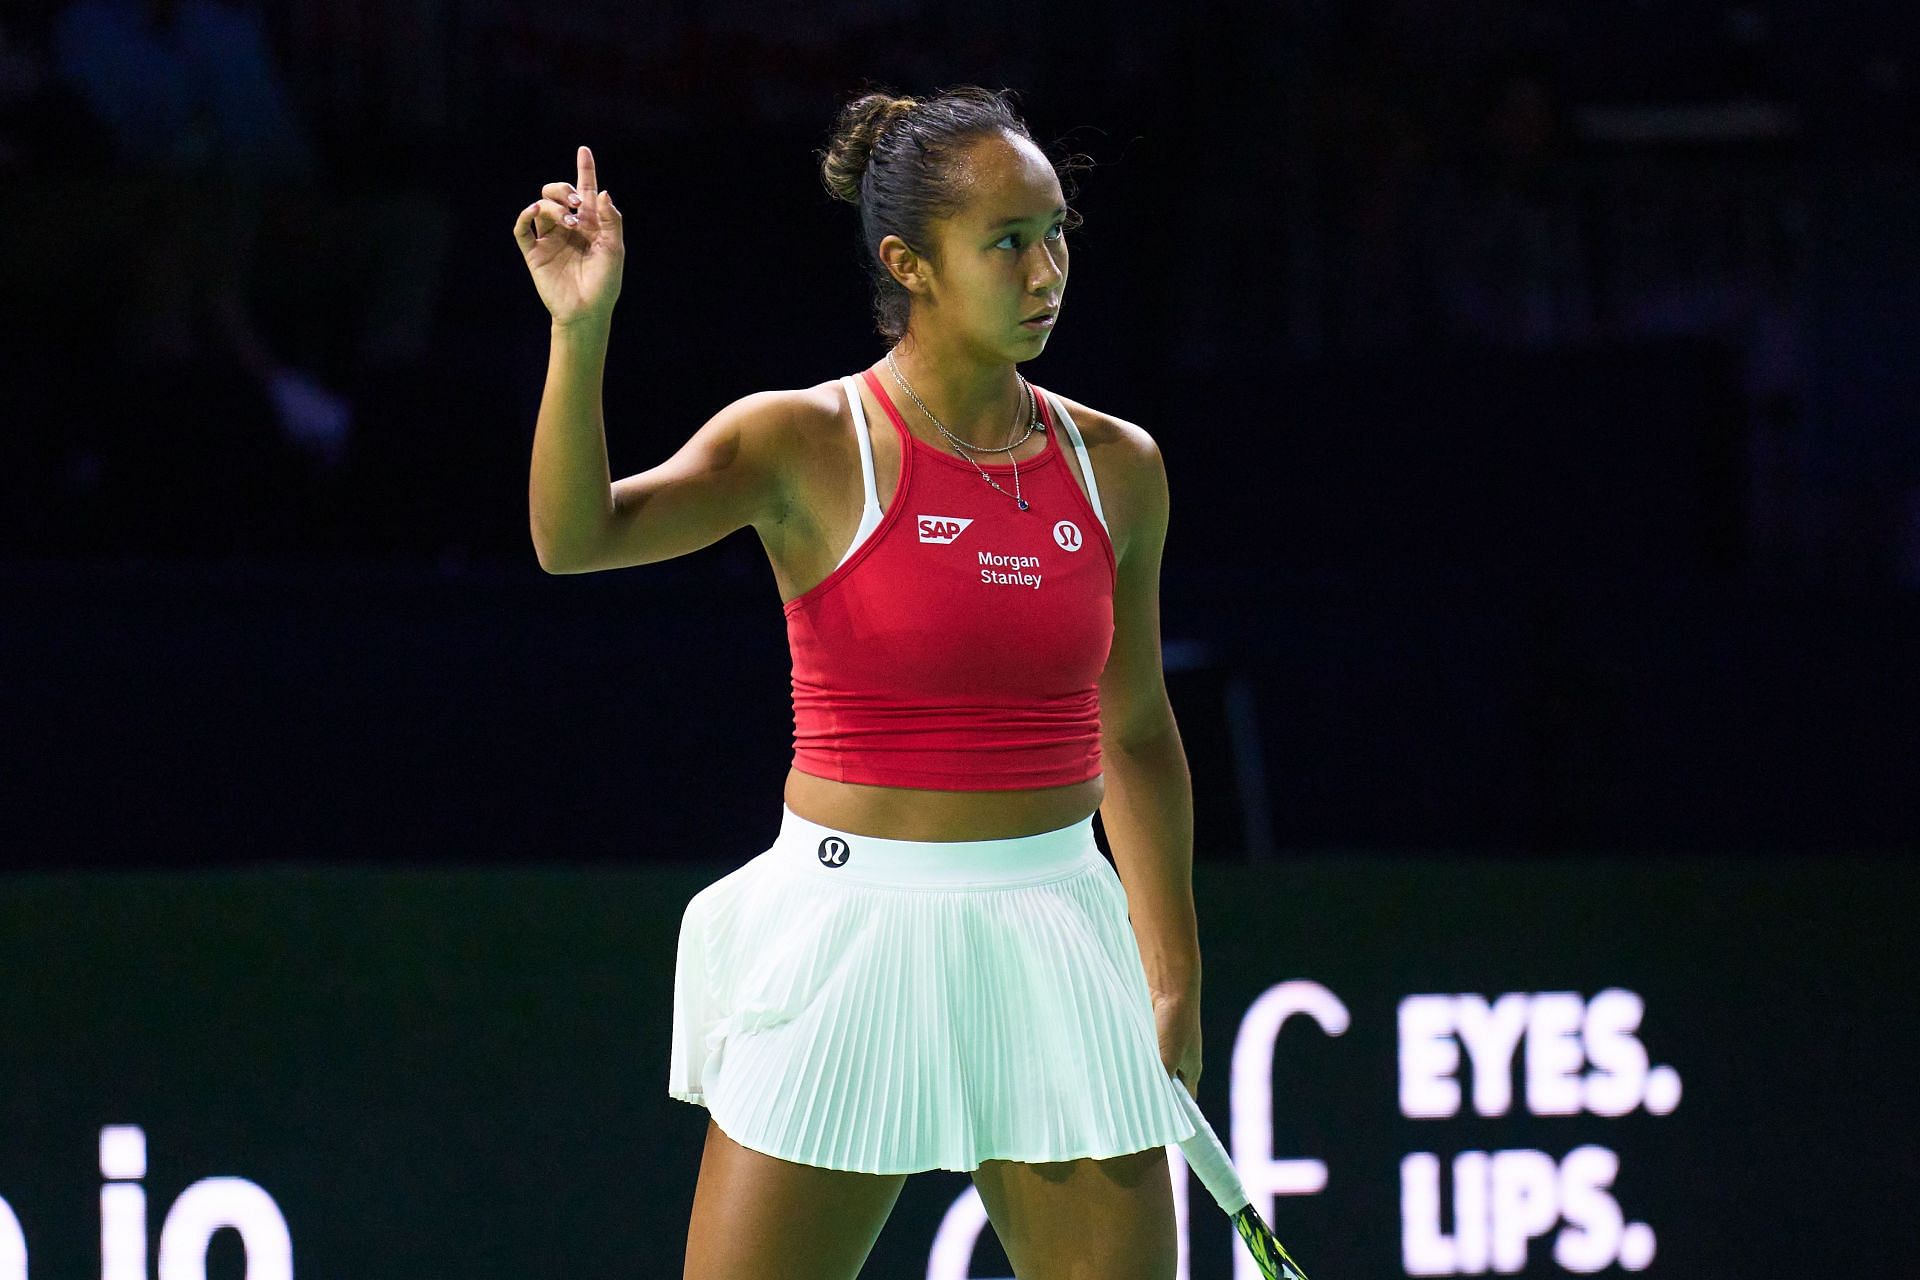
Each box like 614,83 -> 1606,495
817,836 -> 851,868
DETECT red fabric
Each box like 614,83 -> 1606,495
785,370 -> 1117,790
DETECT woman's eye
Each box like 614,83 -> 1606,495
998,223 -> 1066,249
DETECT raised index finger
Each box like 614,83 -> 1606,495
577,144 -> 597,196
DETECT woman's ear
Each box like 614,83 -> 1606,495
878,233 -> 931,297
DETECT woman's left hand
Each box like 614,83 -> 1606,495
1152,985 -> 1203,1099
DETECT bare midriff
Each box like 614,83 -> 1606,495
782,767 -> 1105,842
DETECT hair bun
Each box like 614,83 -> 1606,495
818,92 -> 920,205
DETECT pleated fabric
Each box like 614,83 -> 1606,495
667,804 -> 1198,1174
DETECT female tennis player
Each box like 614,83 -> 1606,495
515,85 -> 1204,1280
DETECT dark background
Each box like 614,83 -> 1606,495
1,1 -> 1916,1275
2,0 -> 1914,865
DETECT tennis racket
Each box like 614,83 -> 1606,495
1170,1081 -> 1314,1280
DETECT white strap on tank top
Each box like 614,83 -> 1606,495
835,375 -> 885,572
1040,389 -> 1109,537
832,375 -> 1108,572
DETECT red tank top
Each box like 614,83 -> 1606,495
784,369 -> 1117,790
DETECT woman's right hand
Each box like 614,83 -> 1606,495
513,144 -> 625,328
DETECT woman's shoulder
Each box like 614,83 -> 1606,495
1034,390 -> 1166,566
781,378 -> 1160,483
733,381 -> 857,461
1041,390 -> 1162,493
792,377 -> 862,432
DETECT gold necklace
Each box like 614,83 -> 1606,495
884,350 -> 1042,511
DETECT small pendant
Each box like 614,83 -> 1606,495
1017,498 -> 1030,511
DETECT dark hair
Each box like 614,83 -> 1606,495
816,84 -> 1090,343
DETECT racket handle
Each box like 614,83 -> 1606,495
1170,1076 -> 1253,1213
1168,1080 -> 1314,1280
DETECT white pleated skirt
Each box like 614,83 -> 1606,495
668,803 -> 1198,1174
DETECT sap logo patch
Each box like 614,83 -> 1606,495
918,515 -> 975,544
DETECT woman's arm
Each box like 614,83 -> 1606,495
1103,726 -> 1200,997
1095,425 -> 1201,996
529,316 -> 795,575
529,316 -> 616,572
519,146 -> 794,574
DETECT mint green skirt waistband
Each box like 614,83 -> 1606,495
772,802 -> 1099,886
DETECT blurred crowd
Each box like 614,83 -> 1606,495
0,0 -> 1912,584
0,0 -> 454,470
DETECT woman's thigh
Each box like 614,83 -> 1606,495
683,1116 -> 908,1280
971,1145 -> 1177,1280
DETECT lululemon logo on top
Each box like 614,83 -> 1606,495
1052,519 -> 1083,551
817,836 -> 851,868
918,515 -> 974,544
